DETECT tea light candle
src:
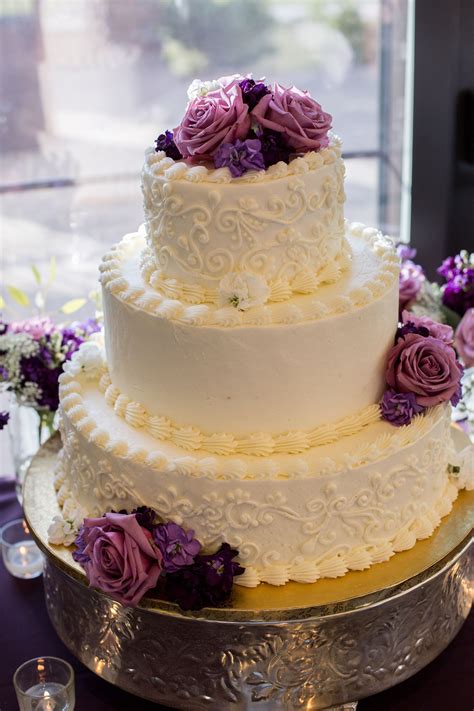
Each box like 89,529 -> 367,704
4,540 -> 43,578
24,682 -> 69,711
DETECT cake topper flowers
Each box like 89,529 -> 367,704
49,506 -> 244,610
155,74 -> 332,176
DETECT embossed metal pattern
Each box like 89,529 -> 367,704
43,550 -> 472,710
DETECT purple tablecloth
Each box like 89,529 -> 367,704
1,478 -> 473,711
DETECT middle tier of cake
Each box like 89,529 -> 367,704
99,222 -> 399,437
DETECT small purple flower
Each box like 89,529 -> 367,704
153,522 -> 201,573
0,365 -> 8,381
155,130 -> 182,161
0,411 -> 9,430
450,380 -> 463,407
238,78 -> 271,111
396,321 -> 430,341
399,260 -> 425,310
397,244 -> 417,262
214,138 -> 265,177
380,390 -> 424,426
441,269 -> 474,316
255,127 -> 292,168
72,525 -> 90,565
0,321 -> 8,335
165,542 -> 244,610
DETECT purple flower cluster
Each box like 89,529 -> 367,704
155,74 -> 332,176
0,317 -> 100,413
380,312 -> 463,426
0,411 -> 9,430
437,251 -> 474,316
73,509 -> 244,610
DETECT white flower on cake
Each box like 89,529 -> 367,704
69,342 -> 104,380
218,272 -> 270,311
187,78 -> 221,101
47,515 -> 77,547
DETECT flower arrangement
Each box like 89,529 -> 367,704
381,246 -> 474,428
49,507 -> 244,611
0,317 -> 100,429
155,74 -> 332,177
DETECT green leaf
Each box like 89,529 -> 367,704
6,285 -> 30,307
31,265 -> 41,285
49,256 -> 57,284
60,298 -> 86,314
0,295 -> 5,309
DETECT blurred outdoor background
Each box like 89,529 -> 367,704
0,0 -> 412,316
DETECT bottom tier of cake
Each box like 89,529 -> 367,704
55,360 -> 472,587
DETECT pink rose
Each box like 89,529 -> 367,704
455,308 -> 474,367
386,333 -> 463,407
174,82 -> 250,160
401,310 -> 454,344
251,83 -> 332,152
10,317 -> 56,340
80,512 -> 162,606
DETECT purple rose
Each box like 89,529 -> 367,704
74,512 -> 163,606
251,83 -> 332,153
386,333 -> 463,407
153,521 -> 201,573
400,311 -> 454,344
455,307 -> 474,367
174,83 -> 250,161
399,260 -> 425,310
380,390 -> 424,426
214,138 -> 265,177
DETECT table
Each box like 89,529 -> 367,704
1,477 -> 473,711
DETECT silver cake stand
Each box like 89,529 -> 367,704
24,434 -> 473,711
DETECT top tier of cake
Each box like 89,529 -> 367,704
142,136 -> 346,300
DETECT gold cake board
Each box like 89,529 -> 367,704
23,432 -> 474,709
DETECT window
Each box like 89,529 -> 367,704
1,0 -> 413,311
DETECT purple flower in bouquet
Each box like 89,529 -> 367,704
380,390 -> 424,426
153,522 -> 201,573
441,270 -> 474,316
399,260 -> 425,310
112,505 -> 158,531
0,411 -> 9,430
0,321 -> 8,335
252,83 -> 332,153
214,138 -> 265,177
239,78 -> 271,111
454,307 -> 474,367
399,311 -> 454,344
155,130 -> 182,161
73,512 -> 163,607
165,543 -> 244,611
174,82 -> 250,161
386,333 -> 463,408
20,353 -> 62,411
397,244 -> 417,262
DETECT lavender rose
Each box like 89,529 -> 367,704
400,311 -> 454,344
386,333 -> 463,407
252,83 -> 332,153
74,512 -> 162,606
173,82 -> 250,160
455,308 -> 474,367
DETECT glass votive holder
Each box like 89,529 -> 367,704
0,518 -> 43,579
14,657 -> 75,711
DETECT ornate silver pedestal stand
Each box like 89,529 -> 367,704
24,436 -> 473,711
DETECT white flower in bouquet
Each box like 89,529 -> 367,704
218,272 -> 270,311
187,78 -> 221,100
47,514 -> 77,547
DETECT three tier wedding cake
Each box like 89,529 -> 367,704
51,75 -> 471,603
